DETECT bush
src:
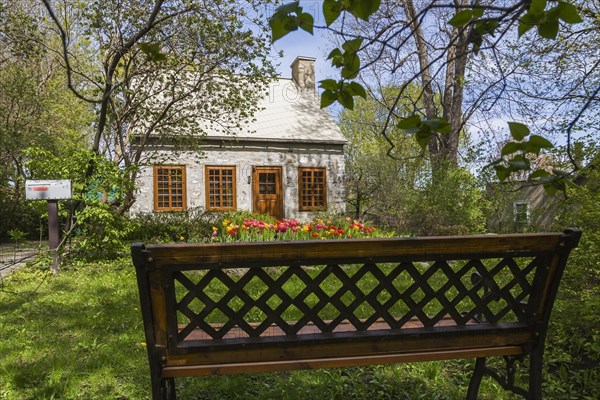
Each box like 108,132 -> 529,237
129,207 -> 215,243
0,187 -> 44,242
401,166 -> 488,236
553,167 -> 600,327
68,203 -> 135,259
544,166 -> 600,396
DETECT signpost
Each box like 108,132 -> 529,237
25,180 -> 72,272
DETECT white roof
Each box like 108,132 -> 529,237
205,78 -> 346,144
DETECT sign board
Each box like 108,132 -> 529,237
25,180 -> 72,200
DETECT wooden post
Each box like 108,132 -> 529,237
48,200 -> 60,272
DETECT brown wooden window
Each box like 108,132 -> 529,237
154,166 -> 186,211
299,167 -> 327,211
205,166 -> 236,210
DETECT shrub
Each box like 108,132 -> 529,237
402,166 -> 488,236
66,203 -> 135,259
0,189 -> 43,242
545,166 -> 600,396
129,207 -> 215,243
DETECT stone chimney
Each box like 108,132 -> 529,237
291,56 -> 316,93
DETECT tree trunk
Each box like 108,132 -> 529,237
403,0 -> 470,172
441,0 -> 471,166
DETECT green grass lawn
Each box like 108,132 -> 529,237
0,258 -> 597,399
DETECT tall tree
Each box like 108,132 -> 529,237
41,0 -> 276,213
340,84 -> 426,219
0,1 -> 92,238
270,0 -> 594,187
340,85 -> 486,235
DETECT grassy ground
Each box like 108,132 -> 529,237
0,258 -> 596,399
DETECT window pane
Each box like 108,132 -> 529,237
259,173 -> 276,194
515,203 -> 529,223
206,167 -> 236,210
155,166 -> 185,211
299,168 -> 326,210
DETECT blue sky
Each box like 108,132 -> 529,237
267,1 -> 337,81
265,1 -> 342,118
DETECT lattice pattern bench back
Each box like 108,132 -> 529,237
132,230 -> 580,356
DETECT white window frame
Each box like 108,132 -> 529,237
513,201 -> 530,225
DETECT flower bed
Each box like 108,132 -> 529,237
213,217 -> 378,242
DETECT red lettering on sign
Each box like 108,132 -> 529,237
33,187 -> 49,191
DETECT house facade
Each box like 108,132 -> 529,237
130,57 -> 347,220
486,182 -> 560,232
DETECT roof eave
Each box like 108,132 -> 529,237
204,135 -> 347,146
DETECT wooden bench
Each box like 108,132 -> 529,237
131,229 -> 581,400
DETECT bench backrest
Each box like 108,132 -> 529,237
131,230 -> 580,369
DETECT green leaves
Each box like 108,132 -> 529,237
271,0 -> 380,41
396,115 -> 421,130
468,20 -> 499,54
493,165 -> 511,182
299,13 -> 315,34
396,115 -> 450,150
448,10 -> 474,27
319,79 -> 367,110
448,6 -> 485,27
502,122 -> 554,159
320,88 -> 338,108
518,1 -> 582,39
322,0 -> 380,26
346,81 -> 367,98
542,173 -> 577,196
508,122 -> 530,140
342,38 -> 363,53
529,135 -> 553,149
556,2 -> 583,23
314,35 -> 365,108
518,12 -> 542,37
323,0 -> 344,26
530,0 -> 548,15
538,17 -> 559,39
500,142 -> 522,156
139,43 -> 166,62
447,7 -> 500,54
492,121 -> 571,195
507,154 -> 530,170
327,38 -> 363,80
341,38 -> 363,79
349,0 -> 381,21
269,1 -> 314,41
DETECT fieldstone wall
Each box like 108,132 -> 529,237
130,141 -> 346,220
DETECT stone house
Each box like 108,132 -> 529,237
130,57 -> 347,220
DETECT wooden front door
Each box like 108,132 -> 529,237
253,167 -> 283,219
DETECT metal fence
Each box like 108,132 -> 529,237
0,241 -> 42,277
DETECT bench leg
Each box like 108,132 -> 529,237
150,374 -> 176,400
162,377 -> 176,400
151,376 -> 160,400
466,357 -> 486,400
466,354 -> 543,400
528,348 -> 543,400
